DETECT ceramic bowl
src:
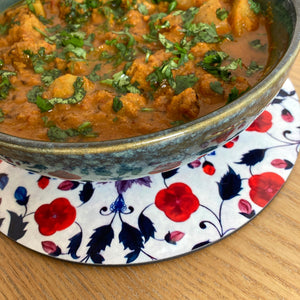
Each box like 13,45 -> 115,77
0,0 -> 299,181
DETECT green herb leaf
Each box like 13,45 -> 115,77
23,47 -> 55,74
47,126 -> 73,142
146,59 -> 178,90
180,7 -> 199,28
249,39 -> 267,51
25,0 -> 36,14
168,1 -> 177,13
46,121 -> 97,142
0,108 -> 5,122
210,81 -> 224,94
199,51 -> 242,81
143,12 -> 168,42
248,0 -> 261,14
27,85 -> 44,103
112,96 -> 123,112
216,8 -> 229,21
101,71 -> 141,94
48,77 -> 86,105
0,70 -> 17,100
227,87 -> 240,104
170,120 -> 185,126
86,64 -> 102,82
138,3 -> 149,15
174,74 -> 198,95
246,61 -> 264,76
28,77 -> 86,111
0,24 -> 9,35
36,95 -> 54,112
104,28 -> 137,66
41,69 -> 62,86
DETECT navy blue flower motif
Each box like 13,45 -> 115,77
0,173 -> 8,190
79,182 -> 95,204
218,166 -> 242,200
110,194 -> 127,213
14,186 -> 29,206
237,149 -> 267,167
7,210 -> 28,241
86,224 -> 114,264
67,231 -> 83,259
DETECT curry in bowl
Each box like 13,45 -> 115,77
0,0 -> 271,142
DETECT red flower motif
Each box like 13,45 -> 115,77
238,199 -> 253,214
202,161 -> 216,175
155,183 -> 200,222
271,159 -> 293,170
34,198 -> 76,236
38,176 -> 50,189
41,241 -> 62,256
246,110 -> 272,132
165,231 -> 185,244
188,159 -> 201,169
281,109 -> 294,123
248,172 -> 284,207
223,136 -> 239,149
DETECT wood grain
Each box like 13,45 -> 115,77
0,56 -> 299,300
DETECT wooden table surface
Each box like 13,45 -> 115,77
0,56 -> 299,300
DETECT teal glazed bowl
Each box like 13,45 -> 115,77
0,0 -> 299,181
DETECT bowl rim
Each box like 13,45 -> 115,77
0,0 -> 300,155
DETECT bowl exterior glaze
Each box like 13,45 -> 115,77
0,0 -> 299,181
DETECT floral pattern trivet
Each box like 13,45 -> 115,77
0,80 -> 299,265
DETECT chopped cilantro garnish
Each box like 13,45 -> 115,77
216,8 -> 229,21
170,120 -> 185,126
27,77 -> 86,112
246,61 -> 264,76
227,86 -> 249,104
41,69 -> 62,86
25,0 -> 36,14
138,3 -> 149,15
36,94 -> 54,112
0,108 -> 5,122
112,96 -> 123,112
143,12 -> 168,42
62,0 -> 100,25
141,107 -> 154,112
147,59 -> 178,90
86,64 -> 102,82
174,74 -> 198,95
104,28 -> 137,66
46,121 -> 97,142
227,87 -> 240,104
47,77 -> 86,106
0,70 -> 16,100
158,34 -> 191,67
248,0 -> 261,14
101,71 -> 140,94
180,7 -> 199,29
210,81 -> 224,94
168,1 -> 177,13
249,39 -> 267,51
23,47 -> 55,74
184,22 -> 220,44
0,24 -> 9,35
199,51 -> 242,81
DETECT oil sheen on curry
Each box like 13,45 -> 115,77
0,0 -> 271,142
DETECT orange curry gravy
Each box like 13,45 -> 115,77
0,0 -> 270,142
